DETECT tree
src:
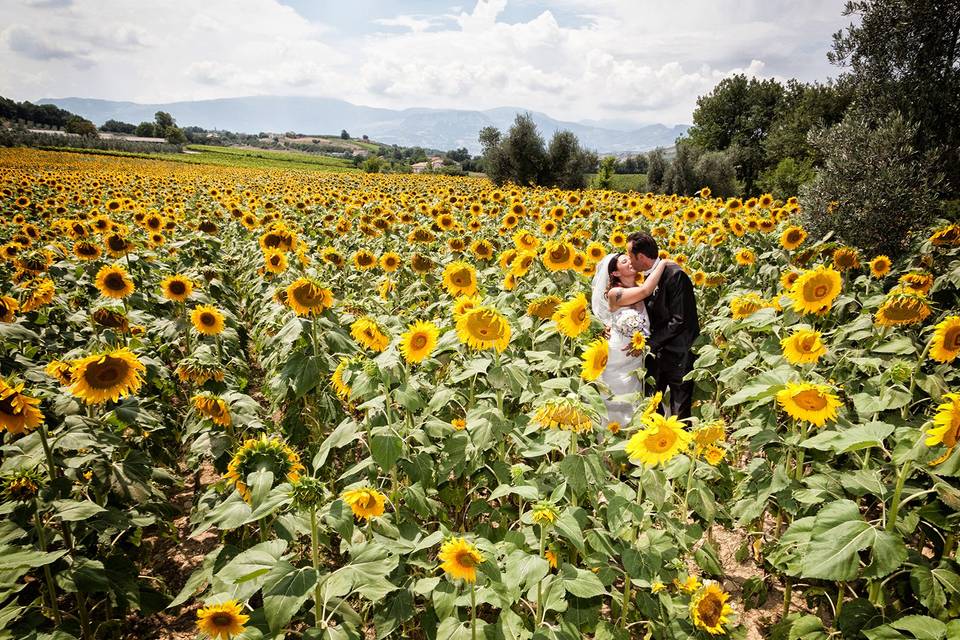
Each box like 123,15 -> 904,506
101,119 -> 137,134
663,140 -> 700,195
362,156 -> 383,173
829,0 -> 960,195
154,111 -> 175,131
800,112 -> 941,258
763,80 -> 852,166
593,156 -> 617,190
165,126 -> 187,145
447,147 -> 471,163
694,149 -> 742,198
64,115 -> 97,137
687,74 -> 785,193
757,157 -> 816,199
340,129 -> 350,140
134,122 -> 157,137
545,130 -> 596,189
646,149 -> 667,193
500,113 -> 547,186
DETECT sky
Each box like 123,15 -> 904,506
0,0 -> 855,126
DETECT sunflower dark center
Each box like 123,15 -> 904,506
86,357 -> 128,389
201,313 -> 216,326
104,273 -> 126,290
168,281 -> 186,295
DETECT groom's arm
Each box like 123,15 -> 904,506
648,269 -> 695,354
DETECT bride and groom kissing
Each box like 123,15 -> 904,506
591,232 -> 700,425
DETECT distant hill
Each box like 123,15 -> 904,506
38,96 -> 689,155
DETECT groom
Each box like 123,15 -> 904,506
625,232 -> 700,420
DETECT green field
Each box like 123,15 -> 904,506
584,173 -> 647,192
33,143 -> 359,172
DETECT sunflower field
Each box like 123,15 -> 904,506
1,147 -> 959,640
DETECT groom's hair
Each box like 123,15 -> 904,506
627,232 -> 658,259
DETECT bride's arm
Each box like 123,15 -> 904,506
610,259 -> 673,306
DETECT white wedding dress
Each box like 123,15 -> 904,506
601,304 -> 651,426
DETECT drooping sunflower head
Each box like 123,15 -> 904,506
625,413 -> 692,467
225,434 -> 305,503
531,502 -> 559,525
331,357 -> 355,402
832,247 -> 861,271
341,486 -> 386,520
400,320 -> 440,364
196,600 -> 250,640
1,468 -> 42,501
929,224 -> 960,246
580,338 -> 609,381
542,240 -> 575,271
898,272 -> 934,296
191,304 -> 225,336
0,295 -> 19,323
44,359 -> 73,386
690,582 -> 734,635
532,398 -> 593,433
95,264 -> 135,299
776,381 -> 841,427
456,305 -> 511,352
869,255 -> 892,278
438,537 -> 484,584
348,316 -> 389,352
192,393 -> 232,426
780,328 -> 827,365
353,249 -> 378,271
789,265 -> 842,315
91,306 -> 129,333
930,316 -> 960,364
874,288 -> 932,327
526,295 -> 562,320
553,293 -> 590,338
68,348 -> 145,405
730,293 -> 766,320
0,378 -> 44,435
693,419 -> 726,452
286,277 -> 334,317
442,260 -> 478,297
161,274 -> 194,302
734,248 -> 756,266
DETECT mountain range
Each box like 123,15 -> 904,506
38,96 -> 689,155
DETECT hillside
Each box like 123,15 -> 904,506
39,96 -> 689,155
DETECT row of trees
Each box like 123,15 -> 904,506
102,112 -> 187,144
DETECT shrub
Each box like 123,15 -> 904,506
799,112 -> 941,258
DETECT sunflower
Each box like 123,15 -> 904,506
926,393 -> 959,464
630,331 -> 646,352
353,249 -> 377,271
586,241 -> 606,262
899,272 -> 934,296
703,445 -> 726,466
45,360 -> 73,386
553,293 -> 590,338
470,239 -> 494,261
438,537 -> 483,583
542,240 -> 575,271
331,357 -> 352,401
104,232 -> 133,257
95,264 -> 135,299
690,582 -> 734,635
532,398 -> 592,432
442,260 -> 478,297
452,294 -> 481,319
531,502 -> 558,525
776,381 -> 841,427
196,600 -> 249,640
693,419 -> 726,455
192,393 -> 231,427
451,418 -> 467,431
176,358 -> 226,386
874,289 -> 931,327
379,252 -> 401,272
341,487 -> 386,520
400,320 -> 439,364
929,224 -> 960,246
580,338 -> 609,381
73,240 -> 102,261
160,275 -> 194,302
730,293 -> 766,319
781,329 -> 827,365
734,248 -> 756,266
527,295 -> 562,320
789,265 -> 842,315
0,378 -> 44,434
351,317 -> 390,352
777,225 -> 807,250
286,278 -> 334,317
510,251 -> 537,277
833,247 -> 861,271
224,435 -> 304,502
930,316 -> 960,363
869,255 -> 891,278
625,413 -> 691,467
191,305 -> 225,335
0,296 -> 18,323
513,229 -> 540,252
68,348 -> 145,404
456,306 -> 511,352
263,249 -> 287,274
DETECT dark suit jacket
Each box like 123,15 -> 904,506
644,263 -> 700,356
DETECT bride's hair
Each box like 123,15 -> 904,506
606,253 -> 622,290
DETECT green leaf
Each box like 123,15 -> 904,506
262,562 -> 318,632
722,365 -> 792,407
801,422 -> 894,453
861,531 -> 907,579
694,541 -> 723,577
801,500 -> 873,581
864,616 -> 947,640
167,546 -> 224,608
371,434 -> 404,471
559,565 -> 606,598
313,420 -> 360,469
0,546 -> 68,570
214,540 -> 287,601
554,509 -> 585,551
52,499 -> 107,522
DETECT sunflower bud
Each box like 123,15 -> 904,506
291,476 -> 325,510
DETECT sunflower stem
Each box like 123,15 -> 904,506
902,338 -> 933,419
536,524 -> 545,625
470,581 -> 477,640
33,503 -> 61,625
620,572 -> 631,629
782,579 -> 792,618
310,507 -> 322,626
834,582 -> 845,625
680,454 -> 697,521
885,460 -> 911,534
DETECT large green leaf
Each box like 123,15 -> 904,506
262,561 -> 318,632
559,565 -> 606,598
371,434 -> 404,471
52,499 -> 107,522
214,540 -> 287,601
801,500 -> 873,581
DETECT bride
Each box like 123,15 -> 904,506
591,253 -> 673,426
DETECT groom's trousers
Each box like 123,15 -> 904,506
647,350 -> 696,420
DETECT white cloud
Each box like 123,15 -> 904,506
0,0 -> 850,124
